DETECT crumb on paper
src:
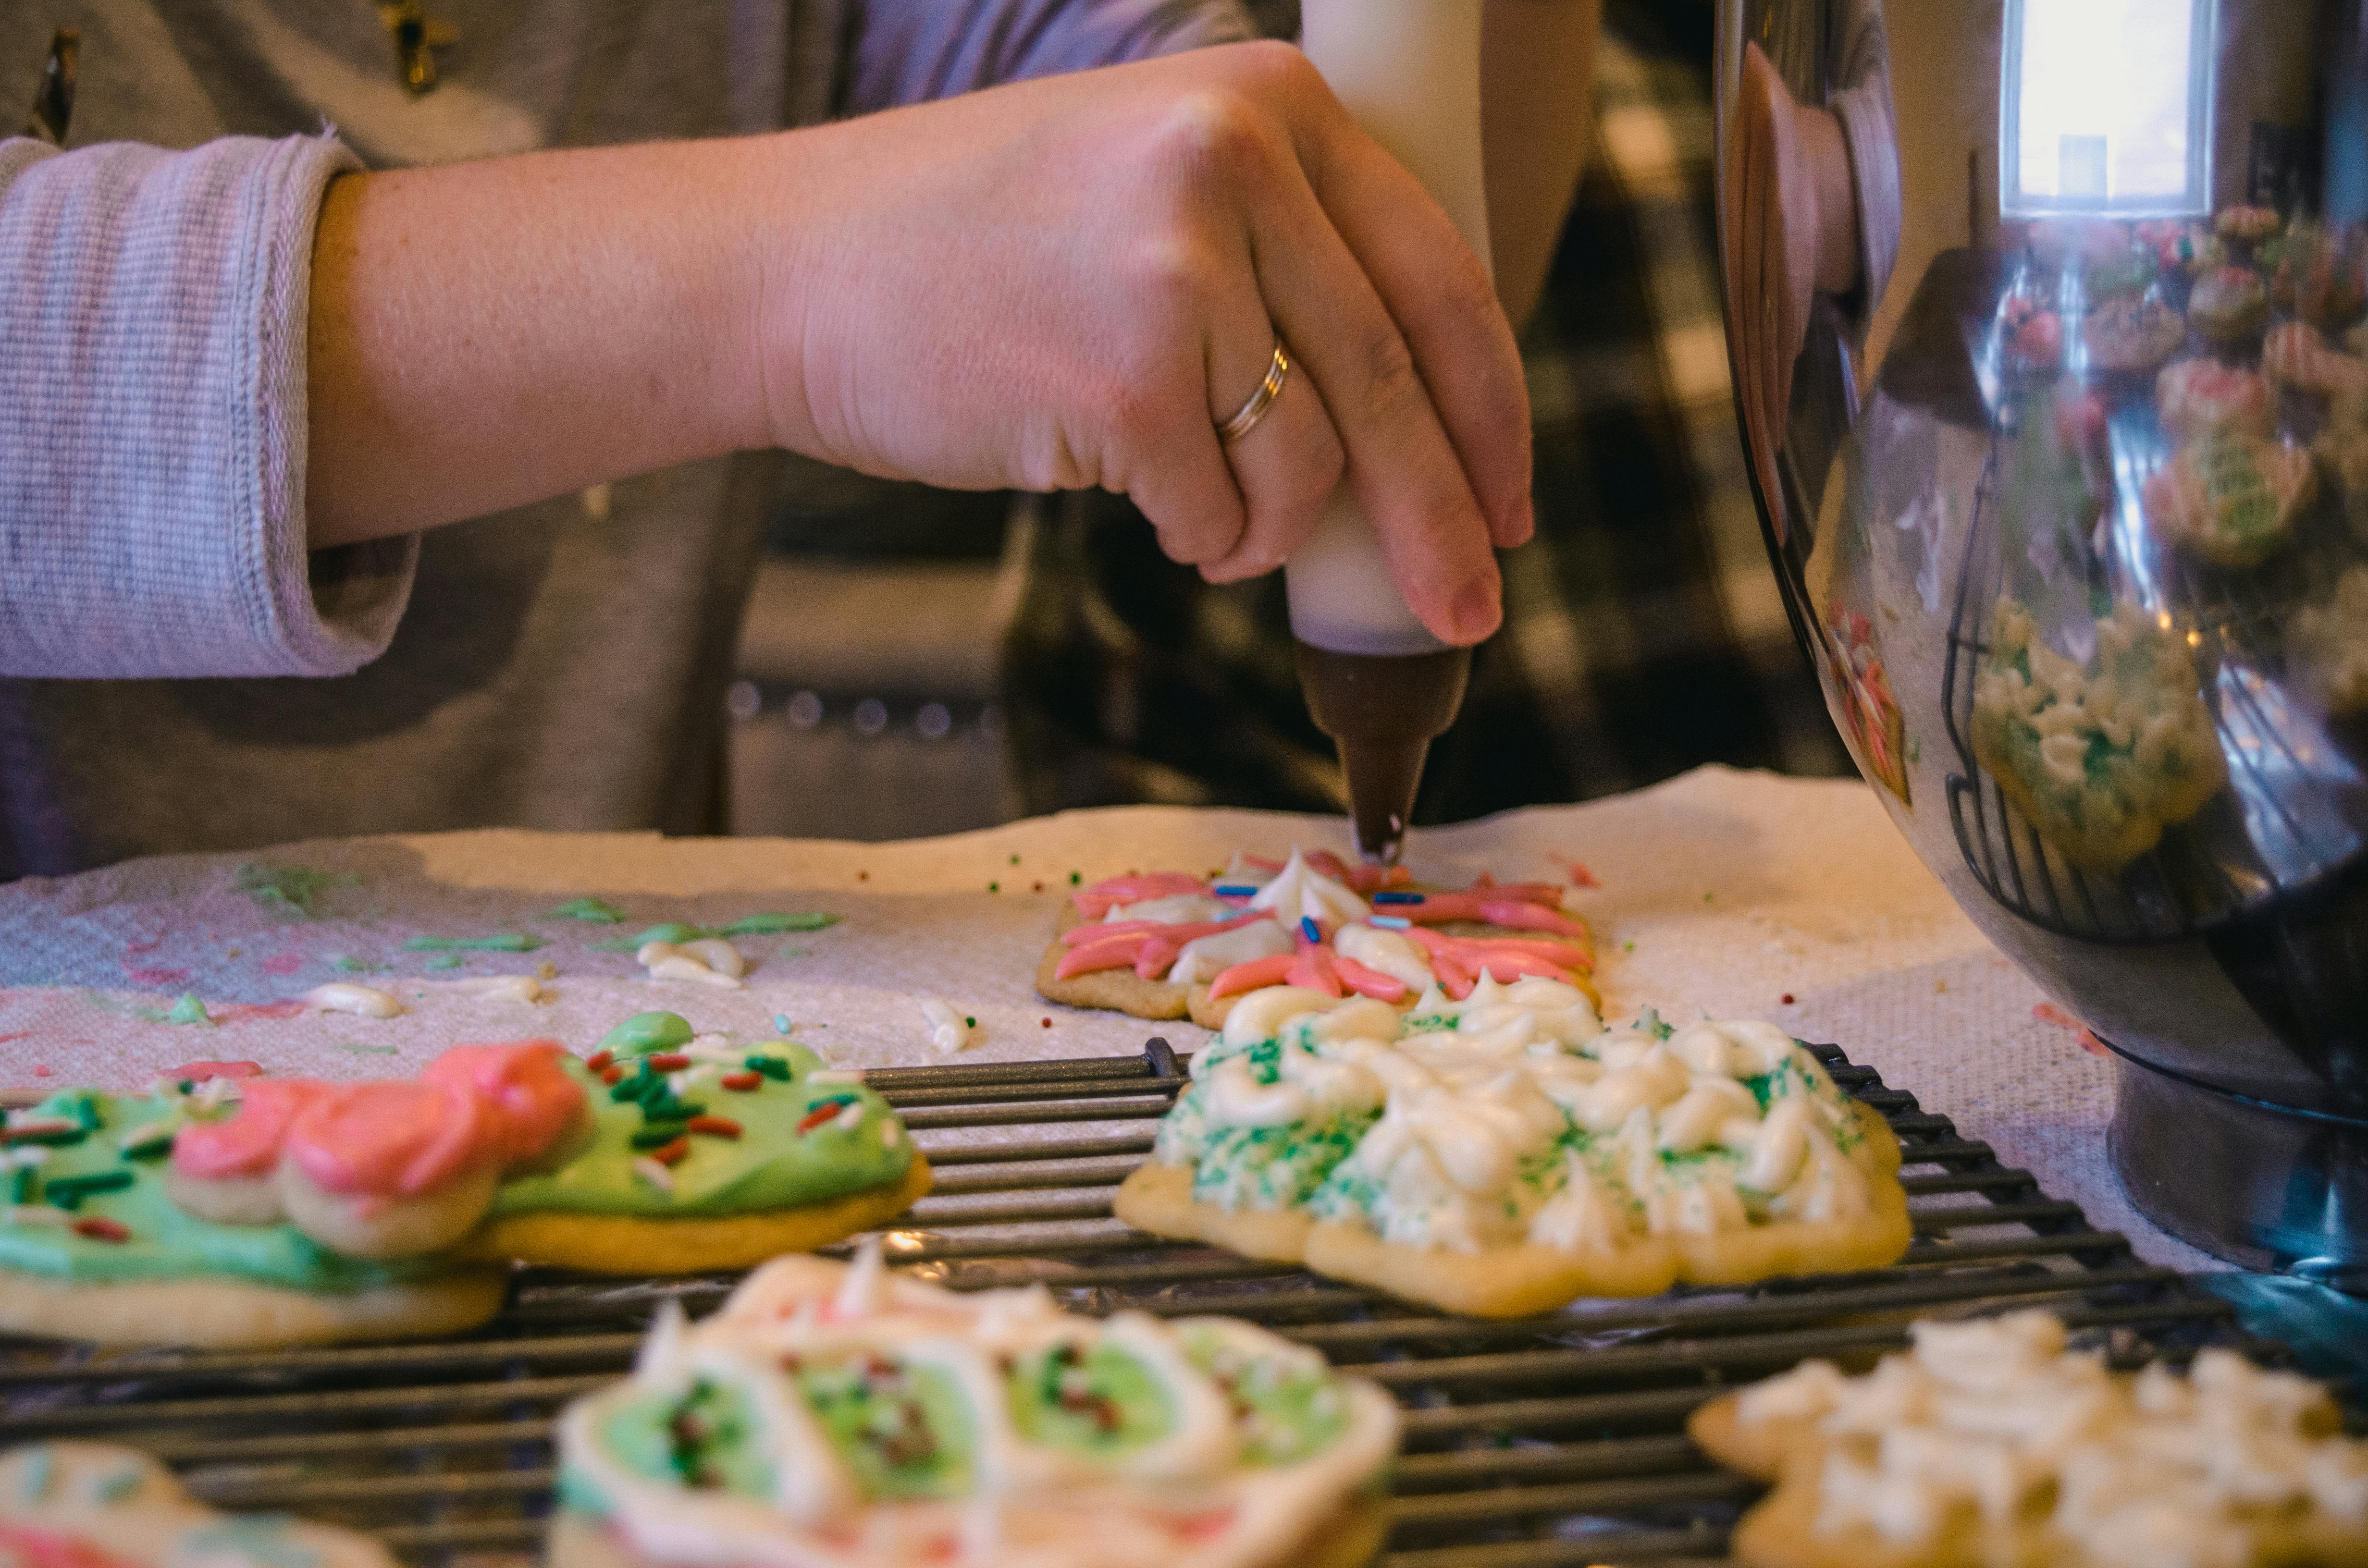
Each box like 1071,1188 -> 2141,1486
304,982 -> 405,1020
919,999 -> 973,1056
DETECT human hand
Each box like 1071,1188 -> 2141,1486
751,41 -> 1532,644
1724,41 -> 1856,538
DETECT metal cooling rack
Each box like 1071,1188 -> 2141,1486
0,1040 -> 2286,1566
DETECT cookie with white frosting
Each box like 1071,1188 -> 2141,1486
1690,1311 -> 2368,1568
1037,850 -> 1596,1031
548,1241 -> 1401,1568
0,1442 -> 395,1568
1115,981 -> 1909,1318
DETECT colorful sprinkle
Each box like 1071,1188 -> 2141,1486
687,1115 -> 742,1139
1298,916 -> 1322,943
1210,884 -> 1259,897
795,1099 -> 858,1135
649,1137 -> 691,1166
630,1124 -> 690,1149
1369,915 -> 1412,931
71,1217 -> 130,1243
720,1071 -> 762,1091
774,1014 -> 792,1033
744,1055 -> 793,1081
1371,891 -> 1424,905
631,1157 -> 675,1193
550,897 -> 627,923
585,1050 -> 615,1073
645,1053 -> 691,1072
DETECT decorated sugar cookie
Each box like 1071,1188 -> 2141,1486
1690,1311 -> 2368,1568
0,1077 -> 508,1349
548,1242 -> 1400,1568
1114,981 -> 1909,1317
457,1012 -> 931,1274
0,1443 -> 396,1568
1039,849 -> 1594,1031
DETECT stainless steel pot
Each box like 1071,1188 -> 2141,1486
1715,0 -> 2368,1285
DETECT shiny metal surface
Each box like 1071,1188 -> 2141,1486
1715,0 -> 2368,1279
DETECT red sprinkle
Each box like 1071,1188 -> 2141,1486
650,1137 -> 691,1166
600,1065 -> 625,1085
585,1049 -> 614,1072
645,1052 -> 691,1071
795,1103 -> 847,1135
1041,1018 -> 1053,1029
687,1115 -> 742,1139
31,1065 -> 49,1078
720,1071 -> 763,1091
1780,993 -> 1795,1005
72,1218 -> 129,1243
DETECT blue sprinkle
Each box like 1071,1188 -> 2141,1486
1369,915 -> 1412,930
773,1014 -> 791,1034
1371,891 -> 1425,905
1211,884 -> 1259,897
1298,916 -> 1321,943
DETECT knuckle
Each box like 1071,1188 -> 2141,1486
1158,87 -> 1278,189
1354,329 -> 1428,428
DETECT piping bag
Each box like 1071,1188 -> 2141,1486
1289,0 -> 1490,864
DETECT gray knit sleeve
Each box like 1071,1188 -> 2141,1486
0,132 -> 418,680
845,0 -> 1254,115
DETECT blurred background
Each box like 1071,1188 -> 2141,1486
725,0 -> 1851,840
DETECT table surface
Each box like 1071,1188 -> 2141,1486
0,763 -> 2219,1273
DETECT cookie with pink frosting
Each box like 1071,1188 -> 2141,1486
1036,849 -> 1597,1032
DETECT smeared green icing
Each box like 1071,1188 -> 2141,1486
599,1377 -> 774,1496
426,954 -> 465,970
1180,1326 -> 1348,1466
234,862 -> 356,920
597,914 -> 838,951
491,1045 -> 913,1220
0,1090 -> 450,1289
1008,1341 -> 1173,1457
599,1011 -> 693,1057
550,897 -> 628,924
799,1356 -> 974,1499
405,933 -> 544,953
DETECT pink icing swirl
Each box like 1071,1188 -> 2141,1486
284,1079 -> 493,1197
421,1041 -> 586,1165
171,1078 -> 333,1179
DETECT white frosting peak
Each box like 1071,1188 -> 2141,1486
1246,848 -> 1368,929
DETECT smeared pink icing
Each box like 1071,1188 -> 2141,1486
420,1041 -> 585,1164
1208,954 -> 1296,1000
172,1078 -> 333,1179
1332,955 -> 1407,1002
285,1079 -> 493,1197
1284,936 -> 1343,998
0,1526 -> 142,1568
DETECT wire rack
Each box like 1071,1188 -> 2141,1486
1940,397 -> 2368,944
0,1040 -> 2289,1567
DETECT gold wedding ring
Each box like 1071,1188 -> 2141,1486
1218,342 -> 1292,443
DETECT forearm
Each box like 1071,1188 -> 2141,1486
1480,0 -> 1600,330
305,138 -> 781,549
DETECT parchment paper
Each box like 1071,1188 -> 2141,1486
0,764 -> 2215,1271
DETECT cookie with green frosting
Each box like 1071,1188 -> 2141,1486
549,1243 -> 1399,1568
0,1082 -> 505,1348
0,1442 -> 399,1568
459,1013 -> 931,1274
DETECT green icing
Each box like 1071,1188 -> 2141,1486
599,1011 -> 693,1057
600,1378 -> 774,1496
1008,1340 -> 1173,1457
551,897 -> 628,924
599,914 -> 839,951
799,1356 -> 973,1499
0,1090 -> 450,1290
405,933 -> 544,953
1193,1112 -> 1375,1213
234,862 -> 355,920
1181,1327 -> 1349,1467
160,994 -> 212,1026
425,954 -> 465,970
492,1049 -> 913,1220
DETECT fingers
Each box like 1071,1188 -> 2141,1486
1202,319 -> 1346,585
1289,98 -> 1534,554
1238,134 -> 1508,643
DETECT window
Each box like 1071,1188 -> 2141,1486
2000,0 -> 2217,216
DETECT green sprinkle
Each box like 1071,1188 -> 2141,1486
44,1170 -> 134,1209
122,1136 -> 174,1160
61,1092 -> 101,1131
1624,940 -> 1636,953
988,882 -> 1000,893
964,1017 -> 976,1029
1009,854 -> 1021,865
630,1124 -> 690,1149
718,911 -> 837,935
164,993 -> 211,1027
1703,892 -> 1714,903
600,1011 -> 694,1057
426,954 -> 465,970
333,1040 -> 400,1056
550,896 -> 627,923
8,1166 -> 35,1203
1068,871 -> 1082,885
745,1055 -> 793,1081
234,862 -> 355,920
8,1127 -> 86,1148
329,955 -> 375,973
598,922 -> 705,951
405,933 -> 544,953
